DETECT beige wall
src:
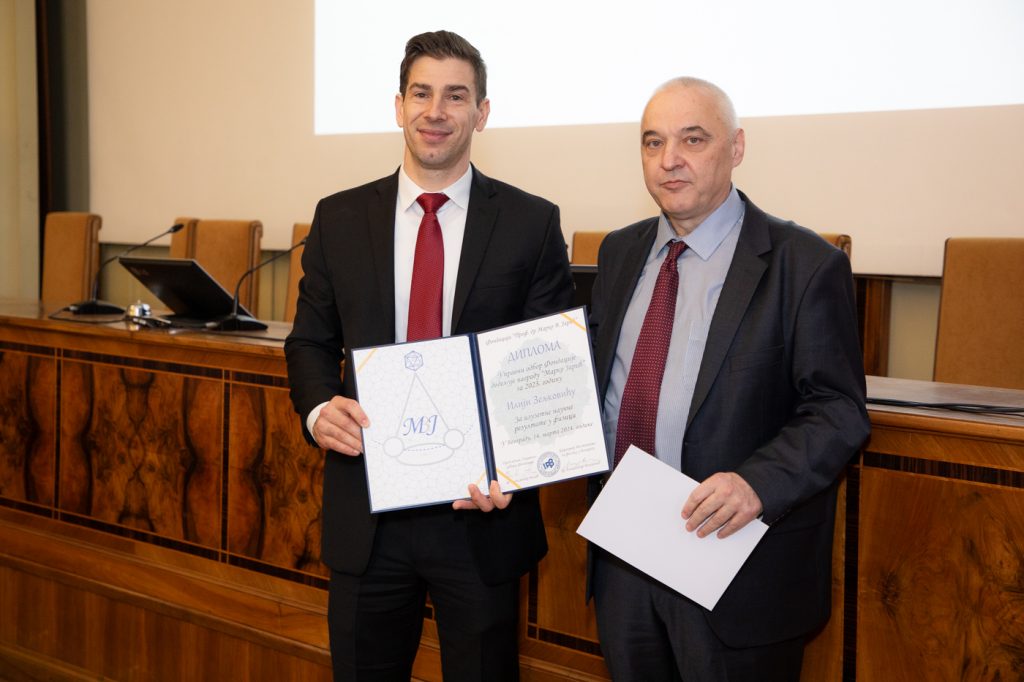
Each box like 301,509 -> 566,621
0,0 -> 39,299
85,0 -> 1024,277
74,0 -> 1017,380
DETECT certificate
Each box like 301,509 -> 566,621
351,307 -> 609,512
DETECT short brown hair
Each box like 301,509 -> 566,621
399,30 -> 487,103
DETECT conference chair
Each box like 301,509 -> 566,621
818,232 -> 852,259
933,237 -> 1024,389
169,218 -> 263,312
571,231 -> 608,265
283,222 -> 311,323
40,211 -> 102,306
573,230 -> 851,264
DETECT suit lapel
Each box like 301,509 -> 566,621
367,172 -> 399,341
686,200 -> 771,427
595,219 -> 658,394
451,167 -> 498,332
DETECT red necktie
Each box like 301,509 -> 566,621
613,240 -> 687,465
407,193 -> 449,342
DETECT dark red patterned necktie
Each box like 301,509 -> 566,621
613,240 -> 687,465
407,193 -> 449,341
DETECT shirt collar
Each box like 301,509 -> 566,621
398,164 -> 473,213
655,185 -> 744,261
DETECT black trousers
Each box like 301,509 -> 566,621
327,506 -> 520,682
593,551 -> 805,682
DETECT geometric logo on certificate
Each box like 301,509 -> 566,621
382,351 -> 465,465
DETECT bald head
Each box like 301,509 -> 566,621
649,77 -> 739,134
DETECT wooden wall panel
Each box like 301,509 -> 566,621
800,474 -> 848,682
58,362 -> 222,547
857,468 -> 1024,680
536,479 -> 598,642
228,383 -> 327,577
0,350 -> 56,507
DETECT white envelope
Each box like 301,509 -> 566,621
576,445 -> 769,610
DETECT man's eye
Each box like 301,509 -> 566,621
644,140 -> 662,149
687,136 -> 705,145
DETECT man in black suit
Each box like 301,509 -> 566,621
285,31 -> 572,682
588,77 -> 870,681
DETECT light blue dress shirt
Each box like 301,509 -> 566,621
603,187 -> 745,470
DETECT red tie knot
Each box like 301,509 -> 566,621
417,193 -> 449,215
667,240 -> 687,262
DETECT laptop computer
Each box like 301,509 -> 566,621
118,256 -> 254,327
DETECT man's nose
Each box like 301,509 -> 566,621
660,140 -> 684,171
425,97 -> 447,120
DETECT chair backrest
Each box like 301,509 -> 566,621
818,232 -> 852,259
41,211 -> 102,306
934,237 -> 1024,389
284,222 -> 311,323
168,217 -> 199,258
571,231 -> 608,265
169,218 -> 263,311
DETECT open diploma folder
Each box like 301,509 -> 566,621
352,307 -> 609,512
577,446 -> 769,610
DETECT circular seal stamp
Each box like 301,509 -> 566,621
536,451 -> 561,477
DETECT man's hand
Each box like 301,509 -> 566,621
312,396 -> 369,456
452,480 -> 512,513
682,472 -> 762,539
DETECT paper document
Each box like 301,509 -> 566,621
577,446 -> 768,610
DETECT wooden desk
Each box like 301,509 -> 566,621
0,302 -> 607,681
2,304 -> 1021,680
802,376 -> 1024,681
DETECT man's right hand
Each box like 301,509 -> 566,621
312,396 -> 370,456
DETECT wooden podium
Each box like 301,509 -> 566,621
1,302 -> 1021,680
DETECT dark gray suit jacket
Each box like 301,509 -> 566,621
285,167 -> 573,583
589,192 -> 870,647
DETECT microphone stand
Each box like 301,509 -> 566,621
206,237 -> 307,332
63,223 -> 185,315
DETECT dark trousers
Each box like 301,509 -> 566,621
327,506 -> 520,682
593,552 -> 805,682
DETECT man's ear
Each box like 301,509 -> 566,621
475,98 -> 491,132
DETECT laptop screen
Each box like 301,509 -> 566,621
119,256 -> 254,320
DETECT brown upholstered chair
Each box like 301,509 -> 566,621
284,222 -> 311,323
41,211 -> 102,306
571,231 -> 609,265
933,237 -> 1024,389
817,232 -> 852,259
574,230 -> 851,264
169,218 -> 263,311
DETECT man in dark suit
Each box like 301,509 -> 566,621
285,31 -> 572,682
588,77 -> 870,681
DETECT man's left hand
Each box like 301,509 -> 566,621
453,480 -> 512,512
682,472 -> 762,539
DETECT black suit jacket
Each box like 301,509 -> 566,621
589,192 -> 870,647
285,167 -> 573,584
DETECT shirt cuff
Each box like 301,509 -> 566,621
306,401 -> 329,440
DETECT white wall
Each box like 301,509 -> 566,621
87,0 -> 1024,276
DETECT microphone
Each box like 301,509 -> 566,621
65,223 -> 185,315
206,237 -> 308,332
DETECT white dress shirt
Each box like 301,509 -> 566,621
306,165 -> 475,435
